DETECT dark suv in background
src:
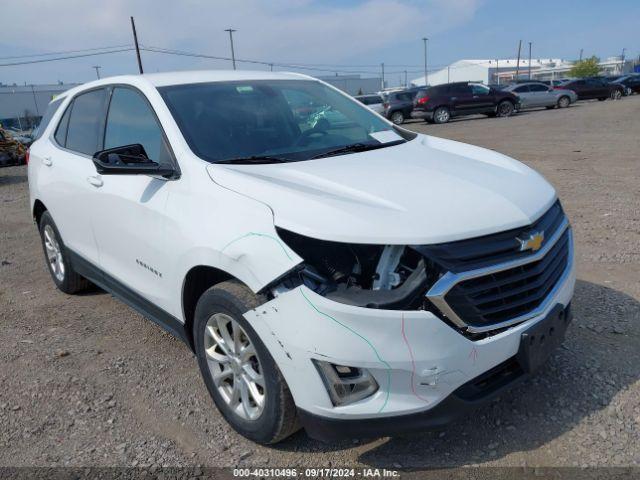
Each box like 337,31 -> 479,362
382,88 -> 420,124
557,78 -> 624,101
411,82 -> 520,124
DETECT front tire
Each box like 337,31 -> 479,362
557,96 -> 571,108
193,280 -> 300,444
611,89 -> 622,100
38,211 -> 90,294
496,100 -> 515,117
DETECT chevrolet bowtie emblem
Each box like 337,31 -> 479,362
518,231 -> 544,252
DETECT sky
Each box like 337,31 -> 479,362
1,0 -> 638,87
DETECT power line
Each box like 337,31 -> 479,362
0,44 -> 133,61
0,48 -> 135,67
141,45 -> 434,76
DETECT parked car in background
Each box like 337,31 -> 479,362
381,88 -> 420,124
502,82 -> 577,110
411,82 -> 520,124
610,75 -> 640,96
558,78 -> 624,101
354,94 -> 385,114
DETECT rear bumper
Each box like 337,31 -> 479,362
299,305 -> 572,442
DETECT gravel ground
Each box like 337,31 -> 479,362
1,96 -> 639,470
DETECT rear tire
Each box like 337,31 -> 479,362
38,211 -> 91,294
193,280 -> 300,444
496,100 -> 515,117
433,106 -> 451,124
390,111 -> 404,125
557,96 -> 570,108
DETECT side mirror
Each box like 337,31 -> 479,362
92,144 -> 175,177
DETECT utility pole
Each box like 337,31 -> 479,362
92,65 -> 101,79
447,65 -> 450,83
29,84 -> 40,115
496,58 -> 499,85
579,48 -> 583,61
515,39 -> 522,80
130,17 -> 143,74
225,28 -> 237,70
380,62 -> 385,91
404,70 -> 407,87
528,42 -> 532,79
269,63 -> 273,72
422,37 -> 428,86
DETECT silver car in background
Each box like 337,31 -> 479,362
503,82 -> 578,110
354,94 -> 385,114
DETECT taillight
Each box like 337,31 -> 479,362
417,96 -> 429,105
25,149 -> 30,165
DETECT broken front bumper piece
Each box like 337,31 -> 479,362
243,260 -> 575,441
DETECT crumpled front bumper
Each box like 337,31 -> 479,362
243,255 -> 575,438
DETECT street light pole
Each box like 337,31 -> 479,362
381,62 -> 385,91
92,66 -> 101,79
225,28 -> 237,70
422,37 -> 428,86
528,42 -> 532,79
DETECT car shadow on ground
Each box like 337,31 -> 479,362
0,173 -> 27,186
273,279 -> 640,466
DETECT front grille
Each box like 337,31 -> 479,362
415,201 -> 565,273
444,228 -> 570,327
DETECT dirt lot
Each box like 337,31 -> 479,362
1,96 -> 639,470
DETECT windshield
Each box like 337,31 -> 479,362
159,80 -> 405,163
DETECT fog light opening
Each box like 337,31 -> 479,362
313,360 -> 379,406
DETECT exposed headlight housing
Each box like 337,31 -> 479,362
313,360 -> 379,406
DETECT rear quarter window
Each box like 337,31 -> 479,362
33,97 -> 63,141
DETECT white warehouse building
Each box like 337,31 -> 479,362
412,56 -> 633,87
411,59 -> 566,87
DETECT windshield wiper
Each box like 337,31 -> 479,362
216,155 -> 290,165
311,140 -> 405,159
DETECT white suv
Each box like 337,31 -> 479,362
28,71 -> 575,444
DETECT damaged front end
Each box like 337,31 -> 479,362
269,228 -> 443,312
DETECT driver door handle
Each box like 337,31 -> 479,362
87,175 -> 103,188
42,157 -> 53,166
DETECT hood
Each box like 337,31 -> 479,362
206,135 -> 556,245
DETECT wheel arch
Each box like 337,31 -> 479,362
33,199 -> 48,226
181,265 -> 238,349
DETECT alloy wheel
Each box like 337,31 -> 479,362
435,108 -> 450,123
204,313 -> 265,421
43,225 -> 65,282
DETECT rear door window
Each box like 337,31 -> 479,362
65,88 -> 108,155
529,84 -> 548,92
514,85 -> 530,93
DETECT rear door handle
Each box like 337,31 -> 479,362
87,175 -> 103,188
42,157 -> 52,166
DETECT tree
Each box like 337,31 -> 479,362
569,56 -> 601,78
